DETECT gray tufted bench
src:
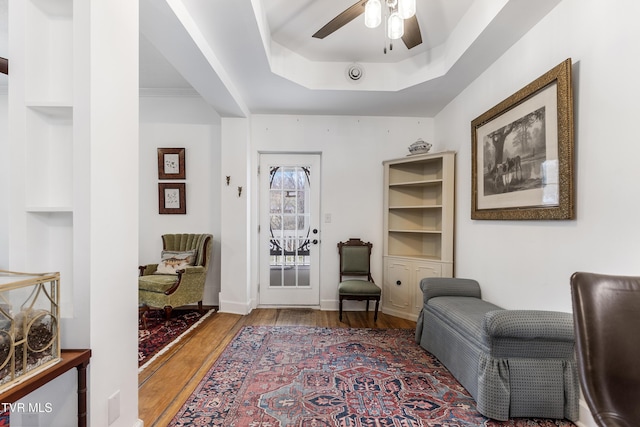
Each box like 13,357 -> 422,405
415,277 -> 579,421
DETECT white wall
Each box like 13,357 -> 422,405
139,95 -> 222,305
83,1 -> 140,426
437,0 -> 640,311
248,115 -> 435,310
219,118 -> 251,314
436,2 -> 640,425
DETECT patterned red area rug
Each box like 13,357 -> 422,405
138,308 -> 213,371
170,326 -> 576,426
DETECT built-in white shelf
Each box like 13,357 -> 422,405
389,205 -> 443,209
388,230 -> 443,234
26,103 -> 73,117
389,179 -> 444,187
26,206 -> 73,213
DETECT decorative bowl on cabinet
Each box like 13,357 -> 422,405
408,138 -> 432,155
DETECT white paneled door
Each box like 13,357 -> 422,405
259,154 -> 321,306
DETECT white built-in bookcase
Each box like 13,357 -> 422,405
382,151 -> 455,321
18,0 -> 74,318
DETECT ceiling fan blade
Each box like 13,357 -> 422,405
312,0 -> 367,39
0,57 -> 7,75
402,15 -> 422,49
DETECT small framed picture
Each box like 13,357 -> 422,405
159,183 -> 186,214
157,148 -> 185,180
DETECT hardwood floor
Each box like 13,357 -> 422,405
138,308 -> 416,426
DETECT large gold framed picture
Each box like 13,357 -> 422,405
471,58 -> 574,220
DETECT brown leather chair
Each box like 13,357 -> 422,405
570,272 -> 640,427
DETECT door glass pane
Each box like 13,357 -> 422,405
269,166 -> 311,288
270,191 -> 283,213
271,169 -> 283,189
296,191 -> 306,213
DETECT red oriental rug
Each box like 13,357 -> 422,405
169,326 -> 576,426
138,308 -> 213,372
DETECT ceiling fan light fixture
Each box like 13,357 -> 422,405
398,0 -> 416,19
387,12 -> 404,40
364,0 -> 382,28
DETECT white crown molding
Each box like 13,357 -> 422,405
139,87 -> 200,98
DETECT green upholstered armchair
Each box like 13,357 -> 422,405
139,233 -> 213,319
337,238 -> 381,322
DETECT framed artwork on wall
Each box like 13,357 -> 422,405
159,183 -> 186,214
157,148 -> 186,180
471,58 -> 574,220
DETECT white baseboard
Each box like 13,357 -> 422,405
132,419 -> 144,427
380,306 -> 419,322
320,299 -> 337,311
320,299 -> 386,314
218,298 -> 252,315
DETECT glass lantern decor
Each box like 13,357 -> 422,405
0,270 -> 61,392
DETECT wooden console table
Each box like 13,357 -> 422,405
0,349 -> 91,427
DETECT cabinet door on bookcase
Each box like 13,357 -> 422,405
411,262 -> 442,316
384,258 -> 411,313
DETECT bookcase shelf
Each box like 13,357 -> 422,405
26,206 -> 73,213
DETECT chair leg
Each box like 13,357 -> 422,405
374,299 -> 379,322
366,299 -> 370,312
139,305 -> 149,329
164,306 -> 173,320
339,297 -> 343,322
197,301 -> 203,314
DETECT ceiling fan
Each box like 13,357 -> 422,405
312,0 -> 422,51
0,57 -> 7,75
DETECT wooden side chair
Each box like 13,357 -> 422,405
337,238 -> 381,322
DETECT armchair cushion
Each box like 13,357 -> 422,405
338,279 -> 381,296
139,274 -> 177,293
154,250 -> 196,275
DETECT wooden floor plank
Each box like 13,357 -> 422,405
138,313 -> 242,425
138,309 -> 416,426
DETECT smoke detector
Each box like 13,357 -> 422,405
345,63 -> 365,83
